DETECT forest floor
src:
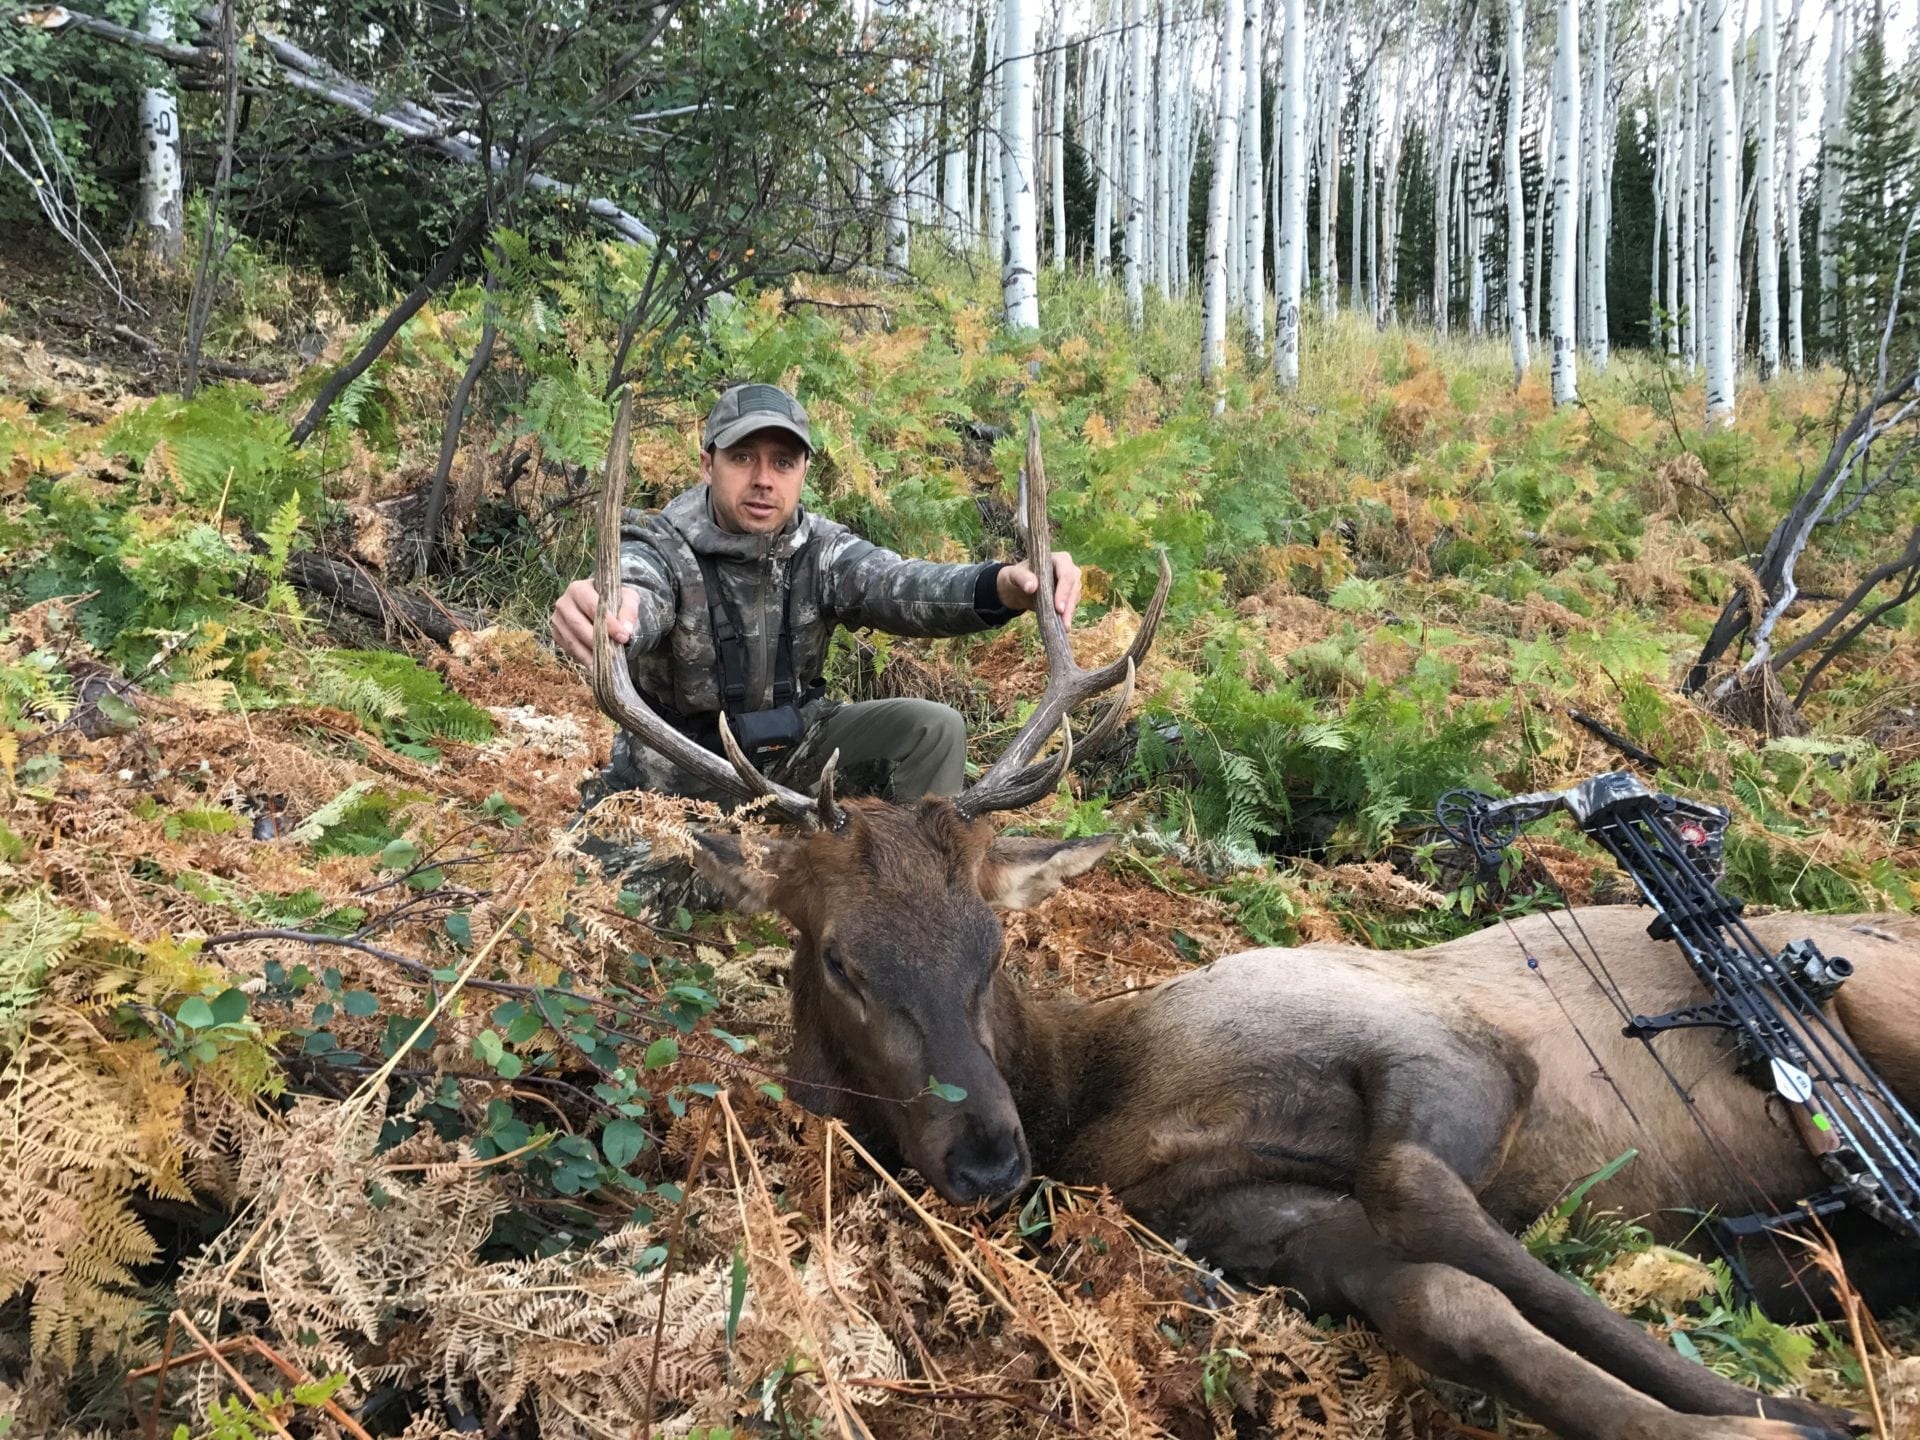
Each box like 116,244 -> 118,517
2,242 -> 1919,1439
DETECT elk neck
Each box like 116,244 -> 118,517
983,967 -> 1147,1174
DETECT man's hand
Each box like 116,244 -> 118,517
996,551 -> 1082,624
552,577 -> 641,666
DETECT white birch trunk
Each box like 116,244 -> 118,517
1582,0 -> 1608,369
1783,0 -> 1805,367
1154,0 -> 1173,291
943,3 -> 973,243
1651,82 -> 1665,348
1551,0 -> 1581,405
1704,0 -> 1736,422
1352,66 -> 1369,315
1318,19 -> 1344,321
1275,0 -> 1307,383
1681,0 -> 1700,369
1754,0 -> 1778,377
138,3 -> 185,261
986,0 -> 1006,256
1203,0 -> 1245,394
1241,0 -> 1266,351
1506,0 -> 1529,383
1096,24 -> 1121,274
1816,0 -> 1845,352
1050,24 -> 1068,270
1000,0 -> 1041,329
1124,0 -> 1148,324
1532,85 -> 1550,340
1434,107 -> 1453,329
1382,104 -> 1403,323
1665,76 -> 1681,354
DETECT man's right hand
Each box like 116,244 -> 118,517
552,578 -> 642,667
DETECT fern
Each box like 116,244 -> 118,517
0,888 -> 90,1042
306,650 -> 494,749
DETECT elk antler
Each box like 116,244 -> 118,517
590,388 -> 843,828
955,413 -> 1172,818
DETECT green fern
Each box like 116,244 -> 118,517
0,888 -> 91,1041
306,651 -> 494,749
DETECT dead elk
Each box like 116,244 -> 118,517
592,418 -> 1912,1440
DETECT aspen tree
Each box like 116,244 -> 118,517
1704,0 -> 1736,422
1754,0 -> 1778,376
1506,0 -> 1529,383
1551,0 -> 1581,405
137,2 -> 185,260
1203,0 -> 1246,396
1241,0 -> 1267,351
1001,0 -> 1042,329
1124,0 -> 1148,324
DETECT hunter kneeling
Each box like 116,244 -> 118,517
552,382 -> 1083,830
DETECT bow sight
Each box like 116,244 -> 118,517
1437,772 -> 1920,1250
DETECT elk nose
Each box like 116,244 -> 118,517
944,1133 -> 1028,1204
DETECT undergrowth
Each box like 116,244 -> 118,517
2,240 -> 1918,1436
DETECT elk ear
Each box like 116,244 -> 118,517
980,834 -> 1116,910
690,831 -> 800,915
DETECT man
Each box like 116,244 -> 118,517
553,381 -> 1082,813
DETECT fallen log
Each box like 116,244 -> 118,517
284,549 -> 484,648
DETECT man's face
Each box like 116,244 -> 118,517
703,430 -> 809,535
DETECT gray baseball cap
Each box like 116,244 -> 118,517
702,382 -> 813,454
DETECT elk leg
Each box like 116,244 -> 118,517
1235,1192 -> 1837,1440
1353,1138 -> 1857,1434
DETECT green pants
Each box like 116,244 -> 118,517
577,698 -> 967,901
763,697 -> 967,802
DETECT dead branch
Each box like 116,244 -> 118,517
418,268 -> 500,573
281,547 -> 486,644
0,72 -> 130,308
31,3 -> 659,249
1685,372 -> 1920,695
288,200 -> 492,445
180,0 -> 239,400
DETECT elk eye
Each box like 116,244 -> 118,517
823,946 -> 848,983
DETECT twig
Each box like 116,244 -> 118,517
637,1102 -> 717,1439
162,1311 -> 294,1438
1566,709 -> 1662,768
843,1377 -> 1080,1428
181,0 -> 240,400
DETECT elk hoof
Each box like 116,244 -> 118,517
1757,1396 -> 1867,1438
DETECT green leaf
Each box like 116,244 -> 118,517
759,1082 -> 787,1102
341,989 -> 379,1017
208,987 -> 248,1025
445,911 -> 472,948
176,996 -> 214,1029
407,867 -> 445,891
924,1076 -> 968,1103
380,837 -> 420,870
191,1038 -> 219,1063
494,1052 -> 524,1079
506,1011 -> 545,1045
643,1035 -> 679,1070
473,1030 -> 504,1065
602,1116 -> 646,1168
95,693 -> 141,729
725,1244 -> 748,1350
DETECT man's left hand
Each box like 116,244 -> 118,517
997,551 -> 1082,625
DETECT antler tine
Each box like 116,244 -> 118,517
815,749 -> 844,829
956,414 -> 1173,819
591,388 -> 826,828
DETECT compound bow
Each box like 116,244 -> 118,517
1437,772 -> 1920,1252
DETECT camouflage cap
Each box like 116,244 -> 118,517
702,382 -> 813,454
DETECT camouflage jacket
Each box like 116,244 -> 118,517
600,484 -> 1011,797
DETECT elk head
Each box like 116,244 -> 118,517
591,397 -> 1170,1204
